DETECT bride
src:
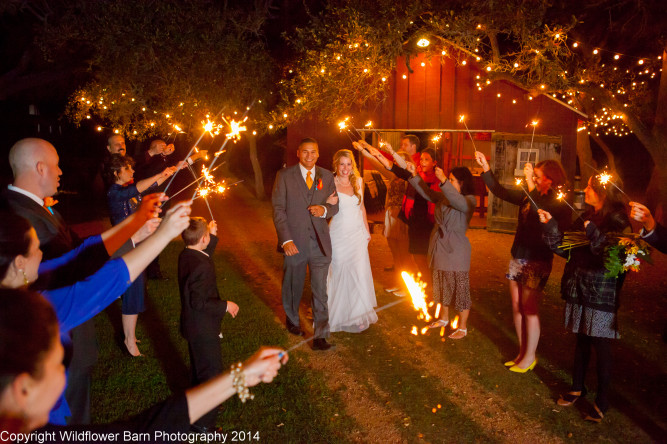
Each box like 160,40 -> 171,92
326,149 -> 378,333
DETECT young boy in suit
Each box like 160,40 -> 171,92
178,217 -> 239,432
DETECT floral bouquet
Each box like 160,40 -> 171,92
603,236 -> 652,278
558,232 -> 652,278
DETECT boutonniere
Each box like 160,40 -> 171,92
316,178 -> 323,190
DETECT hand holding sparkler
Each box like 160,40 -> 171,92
434,167 -> 446,183
406,162 -> 418,177
239,347 -> 288,386
132,217 -> 162,244
363,143 -> 393,170
208,219 -> 218,236
537,209 -> 552,224
515,177 -> 540,210
474,151 -> 490,172
136,193 -> 166,221
629,202 -> 656,232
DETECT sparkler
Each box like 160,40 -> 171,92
551,185 -> 586,224
164,163 -> 225,203
194,100 -> 256,200
584,162 -> 631,200
402,271 -> 432,334
451,315 -> 459,330
166,123 -> 185,144
515,177 -> 540,210
277,297 -> 407,358
185,162 -> 214,220
529,120 -> 539,150
191,179 -> 244,202
163,107 -> 225,194
458,115 -> 480,155
338,119 -> 356,143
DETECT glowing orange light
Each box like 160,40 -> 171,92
402,272 -> 432,323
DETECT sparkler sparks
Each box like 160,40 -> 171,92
598,172 -> 612,185
515,177 -> 540,209
226,118 -> 247,141
529,120 -> 539,150
402,271 -> 432,323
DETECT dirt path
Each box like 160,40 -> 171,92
204,186 -> 665,443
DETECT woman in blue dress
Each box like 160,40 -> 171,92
103,154 -> 178,356
0,198 -> 193,424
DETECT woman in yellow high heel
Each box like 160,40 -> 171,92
475,152 -> 570,372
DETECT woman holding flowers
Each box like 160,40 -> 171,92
538,174 -> 630,423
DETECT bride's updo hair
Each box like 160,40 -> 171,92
332,149 -> 362,204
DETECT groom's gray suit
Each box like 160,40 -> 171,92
272,162 -> 338,339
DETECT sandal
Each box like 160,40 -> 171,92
557,389 -> 586,407
584,403 -> 604,423
448,328 -> 467,339
428,319 -> 449,329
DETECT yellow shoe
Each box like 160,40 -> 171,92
509,360 -> 537,373
504,360 -> 516,367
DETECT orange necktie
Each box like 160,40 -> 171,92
306,171 -> 313,189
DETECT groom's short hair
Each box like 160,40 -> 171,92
298,138 -> 318,150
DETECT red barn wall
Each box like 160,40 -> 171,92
287,52 -> 581,179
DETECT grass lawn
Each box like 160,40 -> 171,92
86,188 -> 667,443
91,241 -> 355,443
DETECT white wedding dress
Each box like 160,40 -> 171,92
327,189 -> 378,333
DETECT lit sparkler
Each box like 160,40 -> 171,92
458,115 -> 480,155
552,185 -> 586,224
194,101 -> 256,200
164,163 -> 225,203
529,120 -> 539,150
402,271 -> 432,325
163,107 -> 226,194
584,162 -> 630,200
226,118 -> 247,141
337,117 -> 356,143
515,177 -> 540,210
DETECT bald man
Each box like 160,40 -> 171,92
107,135 -> 127,156
2,138 -> 104,425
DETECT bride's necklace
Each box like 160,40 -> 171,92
335,176 -> 352,187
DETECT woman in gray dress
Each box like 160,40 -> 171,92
406,163 -> 477,339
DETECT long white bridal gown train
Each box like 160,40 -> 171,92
327,191 -> 378,332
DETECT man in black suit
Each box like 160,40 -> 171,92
271,138 -> 339,350
178,217 -> 238,432
1,138 -> 103,425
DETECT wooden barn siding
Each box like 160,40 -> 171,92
286,53 -> 579,183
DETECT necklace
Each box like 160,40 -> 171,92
335,176 -> 351,186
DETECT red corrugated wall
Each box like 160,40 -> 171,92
287,52 -> 581,177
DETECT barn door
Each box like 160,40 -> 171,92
486,133 -> 562,233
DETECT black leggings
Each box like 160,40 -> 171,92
571,333 -> 613,412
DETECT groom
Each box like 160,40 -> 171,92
272,138 -> 339,350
